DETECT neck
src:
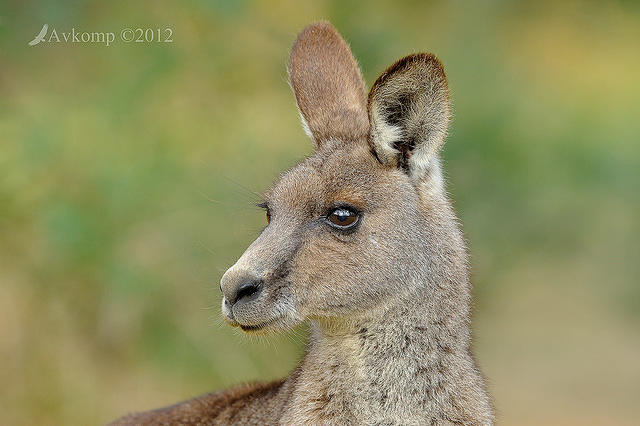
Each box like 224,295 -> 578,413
282,285 -> 493,424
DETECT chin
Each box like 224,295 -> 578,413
224,307 -> 302,335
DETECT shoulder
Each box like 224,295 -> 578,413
110,380 -> 285,425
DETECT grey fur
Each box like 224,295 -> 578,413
112,21 -> 493,426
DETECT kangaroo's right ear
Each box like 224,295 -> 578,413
368,54 -> 450,180
288,22 -> 369,148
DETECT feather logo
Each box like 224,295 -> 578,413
28,24 -> 49,46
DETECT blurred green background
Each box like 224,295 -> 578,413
1,1 -> 639,424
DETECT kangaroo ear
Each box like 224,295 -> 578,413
368,54 -> 450,179
288,22 -> 369,147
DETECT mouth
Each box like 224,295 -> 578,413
221,297 -> 293,333
222,299 -> 284,332
237,315 -> 283,332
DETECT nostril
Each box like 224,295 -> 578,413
233,280 -> 263,305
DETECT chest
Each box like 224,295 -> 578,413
280,343 -> 446,424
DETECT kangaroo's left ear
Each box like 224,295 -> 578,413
368,53 -> 450,179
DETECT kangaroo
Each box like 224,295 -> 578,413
113,21 -> 494,425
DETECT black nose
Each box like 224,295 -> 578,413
230,280 -> 263,305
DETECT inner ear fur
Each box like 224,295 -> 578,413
288,22 -> 369,147
368,53 -> 450,178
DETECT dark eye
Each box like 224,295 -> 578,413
327,208 -> 359,228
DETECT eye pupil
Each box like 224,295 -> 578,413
328,208 -> 358,228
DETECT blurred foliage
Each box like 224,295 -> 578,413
0,0 -> 639,424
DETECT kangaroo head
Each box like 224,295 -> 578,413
220,22 -> 452,333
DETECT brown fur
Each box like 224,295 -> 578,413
114,380 -> 287,425
288,22 -> 369,145
112,21 -> 494,425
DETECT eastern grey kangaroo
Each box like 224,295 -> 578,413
114,21 -> 494,425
